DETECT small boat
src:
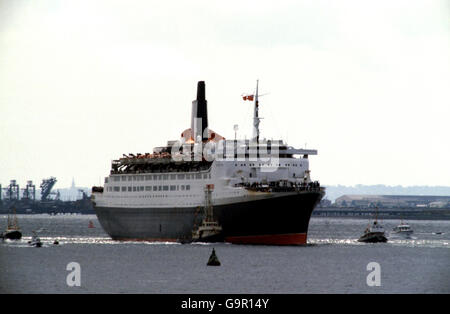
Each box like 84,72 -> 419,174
2,229 -> 22,240
2,208 -> 22,240
392,221 -> 413,237
29,232 -> 42,247
191,185 -> 223,243
358,209 -> 387,243
192,220 -> 224,243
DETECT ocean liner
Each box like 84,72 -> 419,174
92,81 -> 324,245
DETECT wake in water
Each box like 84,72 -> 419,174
308,237 -> 449,249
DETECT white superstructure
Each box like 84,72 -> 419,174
95,141 -> 318,209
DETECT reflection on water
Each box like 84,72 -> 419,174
0,215 -> 449,249
2,237 -> 183,246
2,236 -> 448,249
308,237 -> 449,248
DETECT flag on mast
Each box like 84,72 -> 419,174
242,95 -> 254,101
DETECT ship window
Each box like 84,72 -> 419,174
145,175 -> 151,180
133,176 -> 137,181
176,185 -> 179,191
133,186 -> 137,192
203,174 -> 208,179
122,186 -> 127,192
128,176 -> 132,181
153,186 -> 157,191
186,174 -> 190,179
170,174 -> 176,180
170,185 -> 176,191
113,176 -> 120,182
177,174 -> 185,179
163,185 -> 169,191
181,185 -> 185,190
186,185 -> 190,191
140,186 -> 144,191
158,186 -> 162,191
105,178 -> 109,183
128,186 -> 132,192
196,174 -> 202,179
163,175 -> 168,180
121,176 -> 126,181
209,174 -> 211,179
145,186 -> 151,191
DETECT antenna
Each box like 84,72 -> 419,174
233,124 -> 239,140
242,80 -> 269,144
252,79 -> 260,144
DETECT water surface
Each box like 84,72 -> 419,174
1,215 -> 449,293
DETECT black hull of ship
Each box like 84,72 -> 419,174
2,230 -> 22,240
192,233 -> 225,243
357,232 -> 388,243
94,190 -> 324,245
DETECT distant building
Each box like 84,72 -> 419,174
334,195 -> 450,208
319,198 -> 332,207
429,201 -> 448,208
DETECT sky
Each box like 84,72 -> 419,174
0,0 -> 449,189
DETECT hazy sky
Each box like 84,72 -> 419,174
0,0 -> 449,189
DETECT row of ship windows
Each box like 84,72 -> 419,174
107,185 -> 191,192
235,163 -> 302,167
109,194 -> 200,199
111,173 -> 210,182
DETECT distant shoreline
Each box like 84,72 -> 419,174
313,207 -> 450,220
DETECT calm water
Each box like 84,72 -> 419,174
0,214 -> 449,293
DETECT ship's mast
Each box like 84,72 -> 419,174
204,184 -> 214,222
13,207 -> 19,229
252,80 -> 260,144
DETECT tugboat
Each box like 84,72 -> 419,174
358,209 -> 387,243
2,208 -> 22,240
192,184 -> 223,242
392,220 -> 413,237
